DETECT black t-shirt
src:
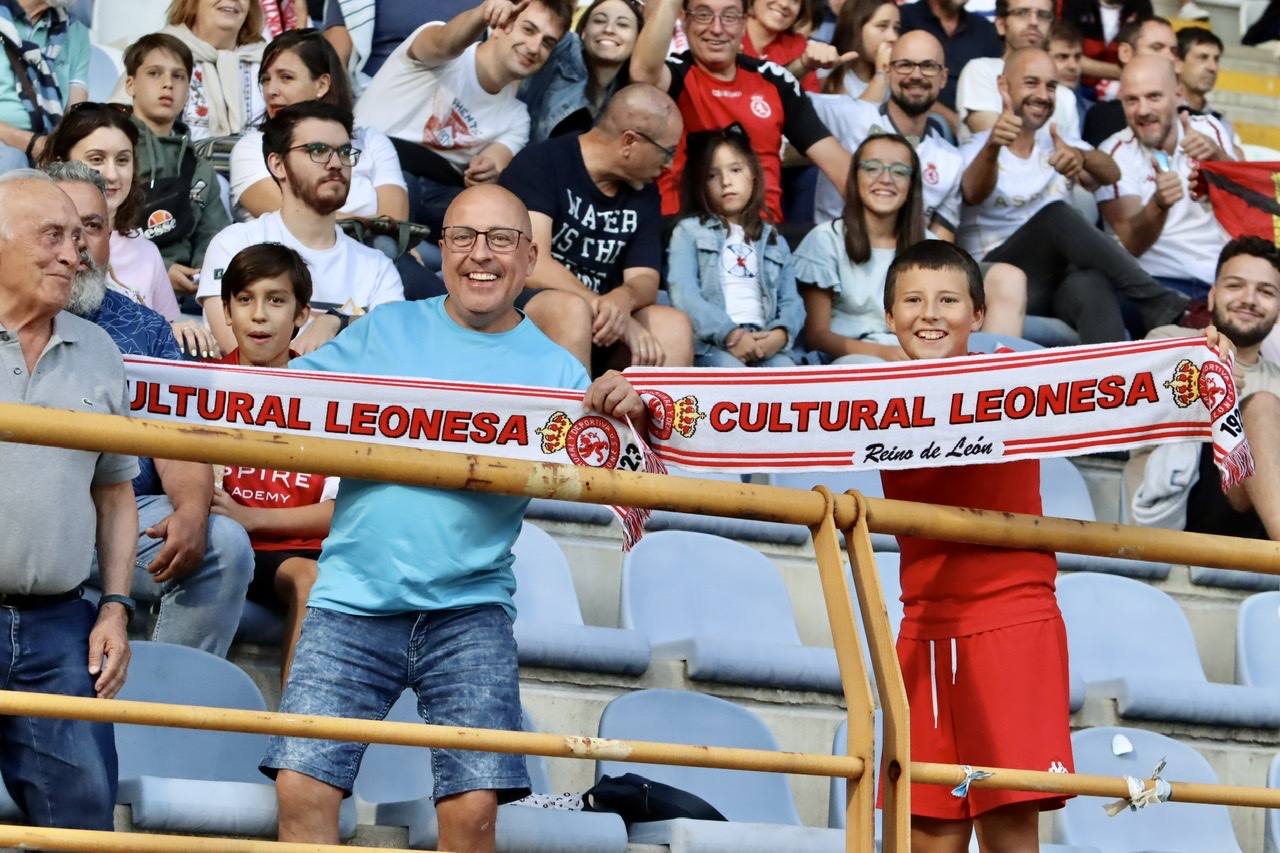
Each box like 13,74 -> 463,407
1083,99 -> 1126,148
500,133 -> 661,295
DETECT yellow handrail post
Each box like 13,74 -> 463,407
810,487 -> 876,853
842,490 -> 911,853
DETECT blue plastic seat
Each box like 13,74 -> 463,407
1266,753 -> 1280,853
358,691 -> 627,851
88,44 -> 123,101
597,689 -> 844,851
526,498 -> 616,526
114,641 -> 355,838
1237,591 -> 1280,689
1053,727 -> 1241,852
646,467 -> 808,545
623,531 -> 841,692
1040,457 -> 1170,579
512,522 -> 650,675
768,470 -> 898,552
1189,563 -> 1280,591
967,331 -> 1043,353
235,600 -> 284,645
828,714 -> 880,834
1058,574 -> 1280,727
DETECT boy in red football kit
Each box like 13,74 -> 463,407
206,243 -> 333,685
880,240 -> 1072,852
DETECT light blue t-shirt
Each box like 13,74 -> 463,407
292,296 -> 589,617
0,14 -> 89,131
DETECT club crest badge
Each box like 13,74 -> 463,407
643,390 -> 705,441
537,411 -> 622,468
1165,358 -> 1237,421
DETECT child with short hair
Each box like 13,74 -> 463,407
207,243 -> 331,684
124,33 -> 231,302
666,127 -> 805,367
879,240 -> 1074,851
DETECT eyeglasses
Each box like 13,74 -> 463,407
685,7 -> 746,27
888,59 -> 944,77
629,128 -> 677,165
287,142 -> 361,166
441,226 -> 529,253
1004,7 -> 1054,20
65,101 -> 133,117
858,159 -> 913,181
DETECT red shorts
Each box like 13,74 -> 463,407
885,616 -> 1075,820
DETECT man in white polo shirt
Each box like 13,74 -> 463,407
1097,54 -> 1233,301
199,102 -> 403,354
959,47 -> 1188,343
956,0 -> 1080,141
812,31 -> 962,237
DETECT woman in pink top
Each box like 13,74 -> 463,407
40,103 -> 219,357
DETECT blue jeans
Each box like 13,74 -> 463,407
90,494 -> 253,657
262,604 -> 529,801
696,348 -> 798,368
0,143 -> 29,176
0,597 -> 117,829
403,172 -> 463,235
1154,276 -> 1212,301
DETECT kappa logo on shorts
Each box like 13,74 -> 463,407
1047,761 -> 1069,774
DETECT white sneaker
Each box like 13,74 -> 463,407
1178,1 -> 1211,20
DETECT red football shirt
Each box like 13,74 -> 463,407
880,459 -> 1060,640
660,52 -> 831,221
214,349 -> 332,551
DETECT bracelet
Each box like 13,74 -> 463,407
98,593 -> 136,619
23,133 -> 41,160
325,308 -> 351,331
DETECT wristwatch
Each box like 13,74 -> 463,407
98,594 -> 137,619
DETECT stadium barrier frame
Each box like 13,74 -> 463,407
1,401 -> 1279,853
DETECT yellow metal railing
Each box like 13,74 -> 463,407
1,402 -> 1278,853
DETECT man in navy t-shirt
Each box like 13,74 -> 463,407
500,84 -> 693,373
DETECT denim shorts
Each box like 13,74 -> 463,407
260,604 -> 529,802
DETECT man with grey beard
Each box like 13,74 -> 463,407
48,160 -> 254,659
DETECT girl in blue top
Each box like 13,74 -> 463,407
666,128 -> 805,367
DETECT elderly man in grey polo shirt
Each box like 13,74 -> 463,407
0,169 -> 137,831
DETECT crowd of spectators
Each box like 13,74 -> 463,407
2,0 -> 1279,847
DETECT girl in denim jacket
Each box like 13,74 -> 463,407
666,129 -> 805,367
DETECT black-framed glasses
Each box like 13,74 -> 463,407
441,226 -> 529,253
1004,7 -> 1054,20
858,159 -> 913,181
629,128 -> 676,165
888,59 -> 944,77
685,7 -> 746,26
287,142 -> 361,166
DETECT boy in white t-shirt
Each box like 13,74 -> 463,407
957,47 -> 1187,344
198,102 -> 404,354
355,0 -> 573,233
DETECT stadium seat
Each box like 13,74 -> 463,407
1040,457 -> 1171,580
90,0 -> 170,51
645,467 -> 809,545
235,600 -> 284,645
1058,574 -> 1280,727
596,689 -> 844,851
1053,727 -> 1242,852
623,531 -> 842,692
828,714 -> 880,833
526,496 -> 617,526
114,641 -> 355,838
1237,591 -> 1280,689
1188,563 -> 1280,592
1266,753 -> 1280,853
358,691 -> 627,852
1022,316 -> 1082,348
767,470 -> 899,551
512,521 -> 650,675
88,44 -> 124,102
967,331 -> 1043,352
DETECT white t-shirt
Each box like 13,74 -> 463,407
957,124 -> 1085,259
196,211 -> 404,311
1098,3 -> 1122,45
1094,115 -> 1232,285
955,56 -> 1081,143
720,224 -> 765,327
810,96 -> 963,232
354,23 -> 531,171
229,125 -> 407,219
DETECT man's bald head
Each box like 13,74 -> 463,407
0,170 -> 82,322
438,185 -> 537,333
599,83 -> 683,141
892,30 -> 945,63
1119,55 -> 1180,149
1000,48 -> 1059,130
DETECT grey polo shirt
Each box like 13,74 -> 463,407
0,311 -> 138,594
